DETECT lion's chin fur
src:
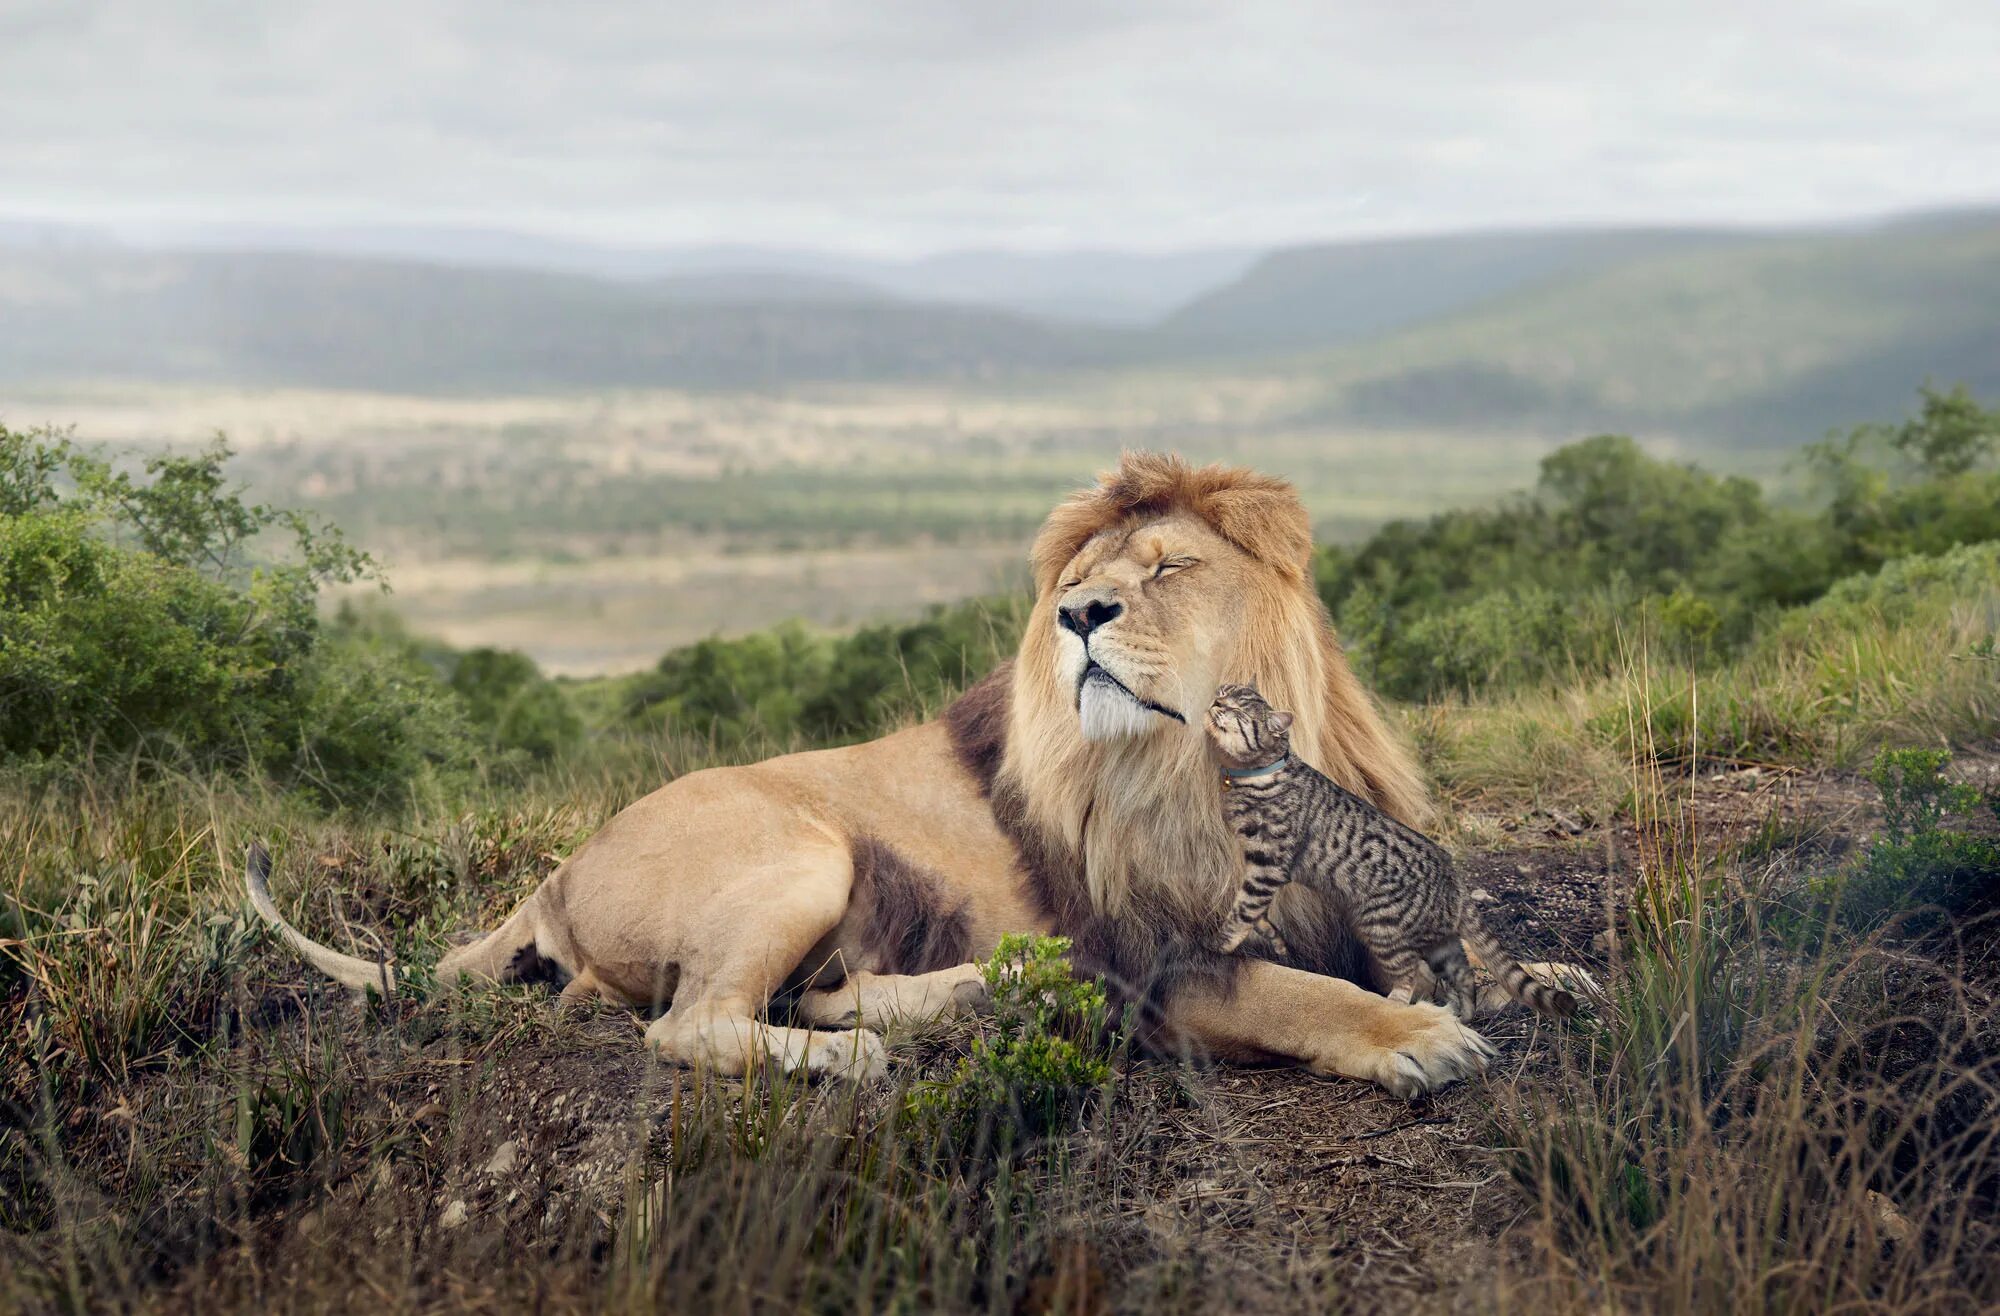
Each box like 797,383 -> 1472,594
1077,678 -> 1166,742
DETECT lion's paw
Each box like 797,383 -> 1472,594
1318,1000 -> 1494,1099
949,974 -> 992,1017
1525,961 -> 1605,1004
809,1028 -> 889,1083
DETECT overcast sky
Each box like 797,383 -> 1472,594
4,0 -> 1998,256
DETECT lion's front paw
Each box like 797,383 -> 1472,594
1315,1000 -> 1495,1099
1525,961 -> 1604,1005
949,973 -> 992,1016
809,1028 -> 889,1082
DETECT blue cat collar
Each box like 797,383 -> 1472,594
1221,756 -> 1289,784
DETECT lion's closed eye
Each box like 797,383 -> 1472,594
1153,557 -> 1198,580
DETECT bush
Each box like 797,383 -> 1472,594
445,647 -> 581,761
623,596 -> 1028,747
278,630 -> 485,808
907,934 -> 1115,1152
0,426 -> 478,803
1818,748 -> 2000,928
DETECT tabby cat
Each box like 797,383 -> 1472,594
1205,683 -> 1576,1020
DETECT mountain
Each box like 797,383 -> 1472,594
871,248 -> 1258,324
0,248 -> 1131,392
646,269 -> 896,305
3,208 -> 1996,445
1285,217 -> 2000,444
1155,226 -> 1757,356
0,219 -> 1254,326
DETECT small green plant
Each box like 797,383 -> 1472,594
1818,748 -> 2000,927
907,934 -> 1114,1151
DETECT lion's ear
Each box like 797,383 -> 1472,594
1203,485 -> 1313,583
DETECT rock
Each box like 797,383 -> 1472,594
1868,1190 -> 1914,1245
440,1199 -> 469,1230
1469,887 -> 1497,903
482,1140 -> 519,1176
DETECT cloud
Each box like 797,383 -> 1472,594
3,0 -> 1997,253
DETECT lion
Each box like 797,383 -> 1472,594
247,452 -> 1495,1096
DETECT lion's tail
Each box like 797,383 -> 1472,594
245,842 -> 399,996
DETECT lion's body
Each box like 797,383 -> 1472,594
472,717 -> 1043,1011
250,453 -> 1494,1095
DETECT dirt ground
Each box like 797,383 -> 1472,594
144,756 -> 1998,1313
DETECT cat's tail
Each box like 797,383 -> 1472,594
1459,912 -> 1577,1019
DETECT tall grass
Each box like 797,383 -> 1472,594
1497,658 -> 2000,1311
1423,544 -> 2000,814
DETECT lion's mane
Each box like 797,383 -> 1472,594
946,451 -> 1431,1022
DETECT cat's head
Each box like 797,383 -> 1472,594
1205,683 -> 1294,769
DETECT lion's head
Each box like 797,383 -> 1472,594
1001,452 -> 1428,926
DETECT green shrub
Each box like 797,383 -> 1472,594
278,630 -> 485,808
445,646 -> 581,760
0,425 -> 478,804
624,622 -> 828,744
1817,748 -> 2000,928
623,596 -> 1027,747
907,934 -> 1114,1151
1807,382 -> 2000,578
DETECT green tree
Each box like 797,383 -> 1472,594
0,425 -> 476,802
447,647 -> 581,760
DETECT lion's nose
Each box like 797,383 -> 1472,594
1059,598 -> 1123,638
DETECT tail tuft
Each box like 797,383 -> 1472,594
244,841 -> 398,995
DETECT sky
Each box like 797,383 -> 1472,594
4,0 -> 1999,256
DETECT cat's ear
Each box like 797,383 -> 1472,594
1270,710 -> 1295,734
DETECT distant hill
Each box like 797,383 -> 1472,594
646,268 -> 896,305
1155,226 -> 1754,356
1284,217 -> 2000,444
3,209 -> 1997,444
0,220 -> 1254,326
872,247 -> 1259,324
0,248 -> 1129,391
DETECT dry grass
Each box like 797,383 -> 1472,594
1418,571 -> 2000,824
1487,660 -> 2000,1312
